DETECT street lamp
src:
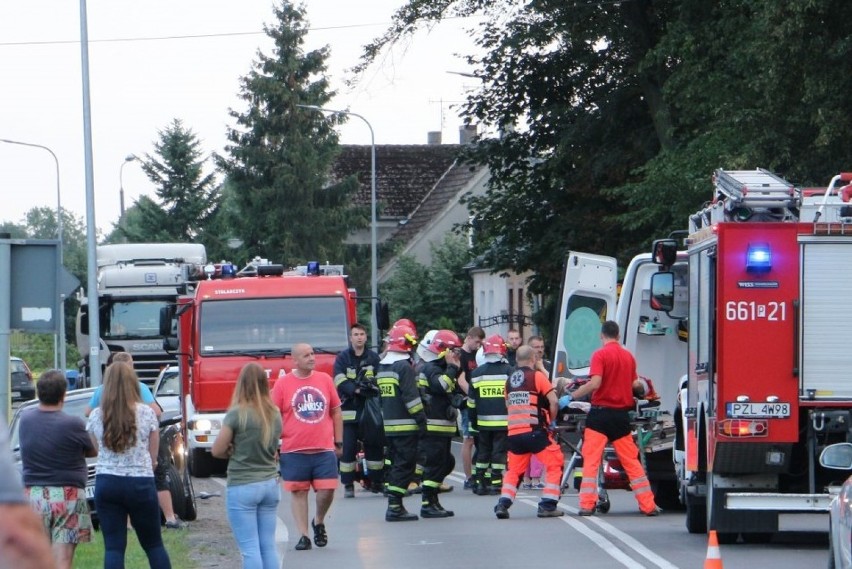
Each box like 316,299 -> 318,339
119,154 -> 139,218
0,138 -> 66,372
297,104 -> 379,349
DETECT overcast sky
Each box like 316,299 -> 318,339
0,0 -> 480,232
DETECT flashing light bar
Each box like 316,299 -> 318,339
746,243 -> 772,272
718,419 -> 768,438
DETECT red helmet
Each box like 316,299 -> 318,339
385,324 -> 418,353
482,334 -> 507,356
427,329 -> 461,356
392,318 -> 417,338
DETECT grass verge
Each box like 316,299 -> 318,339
73,527 -> 191,568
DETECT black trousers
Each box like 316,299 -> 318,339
385,434 -> 419,497
476,430 -> 507,470
421,435 -> 455,489
340,421 -> 384,485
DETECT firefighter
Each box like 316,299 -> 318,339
376,324 -> 424,521
493,345 -> 564,519
417,329 -> 463,518
333,323 -> 382,498
568,320 -> 660,517
468,334 -> 512,495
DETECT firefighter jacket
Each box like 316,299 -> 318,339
505,366 -> 551,436
333,346 -> 380,423
418,359 -> 461,437
377,353 -> 425,437
468,361 -> 512,431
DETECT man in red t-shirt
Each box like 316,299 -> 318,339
570,321 -> 659,517
271,343 -> 343,551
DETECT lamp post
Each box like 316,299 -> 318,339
119,154 -> 138,218
296,105 -> 379,349
0,138 -> 66,372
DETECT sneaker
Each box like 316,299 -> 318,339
344,484 -> 355,499
536,507 -> 565,518
295,535 -> 312,550
642,507 -> 662,517
463,479 -> 473,490
311,519 -> 328,547
534,482 -> 545,490
521,483 -> 533,490
164,519 -> 187,529
494,503 -> 510,520
577,508 -> 595,517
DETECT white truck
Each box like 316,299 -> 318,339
550,249 -> 688,509
76,243 -> 206,386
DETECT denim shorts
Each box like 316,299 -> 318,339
27,485 -> 92,544
279,451 -> 339,491
459,408 -> 472,438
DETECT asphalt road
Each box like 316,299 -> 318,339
262,440 -> 831,569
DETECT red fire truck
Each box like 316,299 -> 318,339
161,257 -> 358,477
650,169 -> 852,542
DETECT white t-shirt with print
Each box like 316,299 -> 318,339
87,403 -> 158,477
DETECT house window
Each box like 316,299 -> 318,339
508,288 -> 515,322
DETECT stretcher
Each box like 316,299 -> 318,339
554,400 -> 674,513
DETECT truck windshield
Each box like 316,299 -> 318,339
102,299 -> 170,339
199,296 -> 349,353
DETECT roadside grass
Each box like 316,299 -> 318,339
73,527 -> 192,568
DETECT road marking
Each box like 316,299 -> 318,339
208,477 -> 290,559
517,498 -> 679,569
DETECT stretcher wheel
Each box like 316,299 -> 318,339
596,497 -> 611,513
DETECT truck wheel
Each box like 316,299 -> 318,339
652,480 -> 683,511
190,449 -> 213,478
685,492 -> 707,534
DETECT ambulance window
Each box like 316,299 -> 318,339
561,295 -> 606,371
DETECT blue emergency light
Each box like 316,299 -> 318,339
306,261 -> 320,276
746,243 -> 772,272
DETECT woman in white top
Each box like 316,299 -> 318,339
87,362 -> 171,569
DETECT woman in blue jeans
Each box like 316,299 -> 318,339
87,362 -> 171,569
213,362 -> 283,569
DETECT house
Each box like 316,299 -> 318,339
332,128 -> 538,339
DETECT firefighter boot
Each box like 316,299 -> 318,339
385,495 -> 418,522
494,497 -> 511,520
420,490 -> 454,518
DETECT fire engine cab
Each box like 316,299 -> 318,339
160,257 -> 358,477
650,169 -> 852,541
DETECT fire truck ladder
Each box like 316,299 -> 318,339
714,168 -> 800,210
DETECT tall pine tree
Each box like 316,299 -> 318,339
115,119 -> 221,245
218,1 -> 362,267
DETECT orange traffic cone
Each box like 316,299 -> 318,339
704,530 -> 723,568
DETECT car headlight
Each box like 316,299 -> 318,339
190,419 -> 221,431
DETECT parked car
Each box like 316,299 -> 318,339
10,356 -> 35,402
820,443 -> 852,568
8,386 -> 197,529
153,365 -> 180,416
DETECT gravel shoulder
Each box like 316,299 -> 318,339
185,476 -> 242,568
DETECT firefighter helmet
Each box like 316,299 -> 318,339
392,318 -> 417,338
385,324 -> 417,353
427,329 -> 462,357
416,330 -> 439,362
482,334 -> 507,356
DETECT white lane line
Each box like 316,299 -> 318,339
208,477 -> 290,560
520,499 -> 645,569
583,514 -> 679,569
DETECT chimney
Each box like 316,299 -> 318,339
427,131 -> 442,145
459,124 -> 477,145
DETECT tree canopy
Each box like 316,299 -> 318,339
356,0 -> 852,298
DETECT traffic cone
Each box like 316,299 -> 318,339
704,530 -> 723,568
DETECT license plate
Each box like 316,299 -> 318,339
726,402 -> 790,418
85,486 -> 95,500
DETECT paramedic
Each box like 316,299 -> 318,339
569,321 -> 659,516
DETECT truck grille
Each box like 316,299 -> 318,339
132,354 -> 178,386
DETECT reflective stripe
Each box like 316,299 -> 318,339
341,410 -> 357,421
438,374 -> 456,392
334,373 -> 348,387
384,419 -> 417,426
408,402 -> 424,414
384,424 -> 419,433
339,462 -> 356,473
366,460 -> 384,470
426,424 -> 457,434
422,480 -> 441,489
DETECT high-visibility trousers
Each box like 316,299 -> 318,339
578,426 -> 657,514
501,431 -> 564,503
